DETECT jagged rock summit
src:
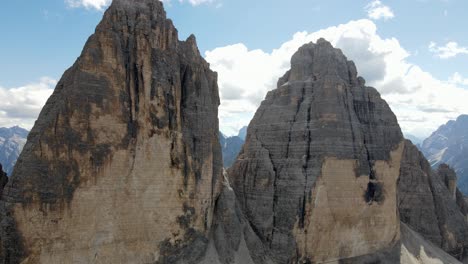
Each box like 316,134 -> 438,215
0,0 -> 223,263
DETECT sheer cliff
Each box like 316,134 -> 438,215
228,39 -> 405,263
0,0 -> 222,263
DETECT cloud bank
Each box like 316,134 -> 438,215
365,0 -> 395,21
65,0 -> 214,10
206,19 -> 468,137
0,78 -> 56,129
65,0 -> 112,10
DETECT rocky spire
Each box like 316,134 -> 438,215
0,0 -> 222,263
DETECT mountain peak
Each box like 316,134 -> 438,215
110,0 -> 163,10
229,38 -> 407,262
456,114 -> 468,123
0,0 -> 222,262
278,39 -> 359,87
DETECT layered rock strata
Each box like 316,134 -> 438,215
399,148 -> 468,261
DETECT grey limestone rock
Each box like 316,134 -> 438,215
228,39 -> 404,263
398,141 -> 468,261
228,39 -> 468,263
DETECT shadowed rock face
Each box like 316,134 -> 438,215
399,147 -> 468,261
228,39 -> 405,263
0,166 -> 7,198
0,0 -> 222,263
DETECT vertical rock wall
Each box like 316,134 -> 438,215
228,39 -> 404,263
0,1 -> 222,263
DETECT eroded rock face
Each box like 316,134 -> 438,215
399,146 -> 468,261
0,0 -> 222,263
228,39 -> 405,263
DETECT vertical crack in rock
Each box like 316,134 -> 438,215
299,87 -> 313,229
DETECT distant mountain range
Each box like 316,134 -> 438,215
404,133 -> 423,146
420,115 -> 468,195
219,126 -> 246,168
0,126 -> 28,175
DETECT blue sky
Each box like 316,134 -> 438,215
0,0 -> 467,138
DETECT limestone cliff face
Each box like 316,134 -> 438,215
227,40 -> 468,263
228,39 -> 405,263
0,0 -> 222,263
399,144 -> 468,261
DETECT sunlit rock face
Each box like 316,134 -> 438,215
0,0 -> 223,263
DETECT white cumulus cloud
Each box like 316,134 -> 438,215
65,0 -> 111,10
0,77 -> 56,129
183,0 -> 214,6
365,0 -> 395,21
206,19 -> 468,138
429,41 -> 468,59
448,72 -> 468,86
